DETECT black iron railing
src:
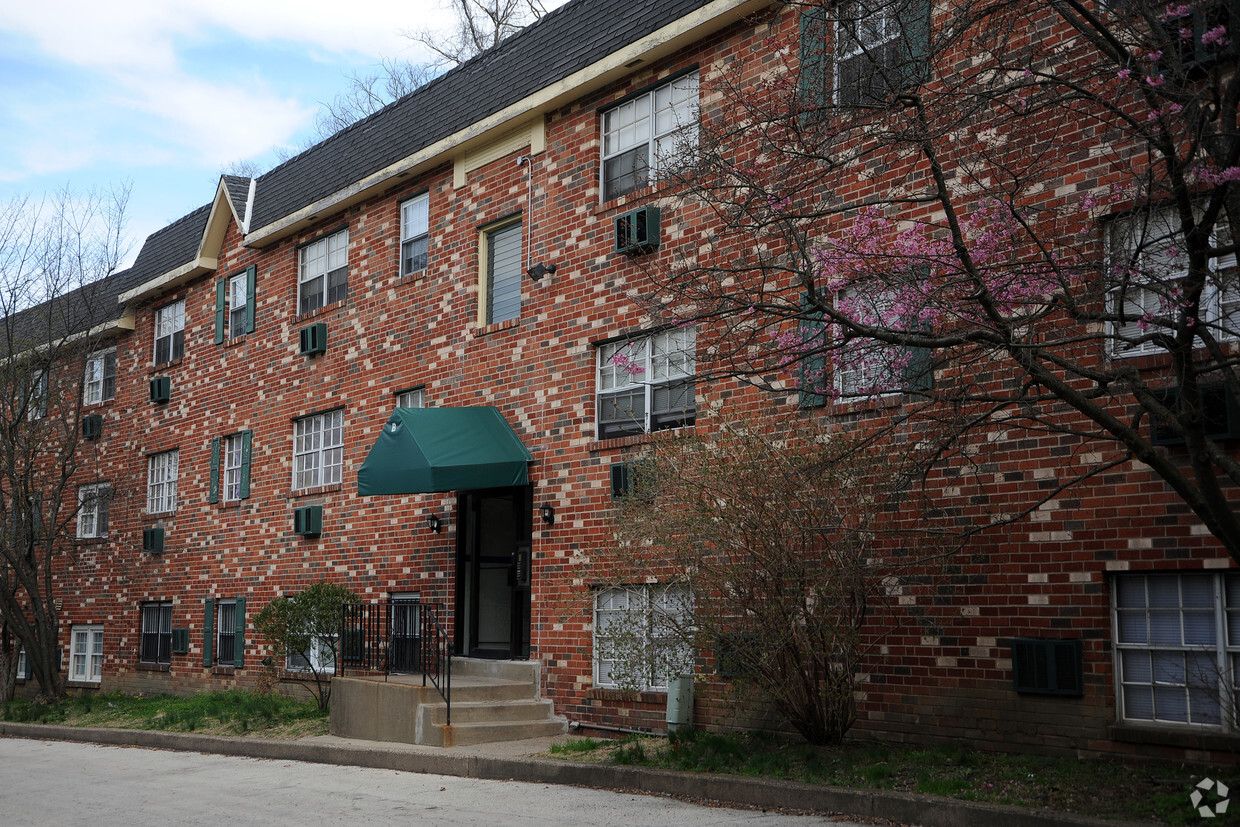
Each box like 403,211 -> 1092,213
340,601 -> 452,724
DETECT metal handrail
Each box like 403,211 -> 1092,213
340,600 -> 452,724
419,604 -> 452,725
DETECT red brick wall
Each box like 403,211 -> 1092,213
36,3 -> 1237,763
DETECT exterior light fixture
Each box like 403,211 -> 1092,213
539,502 -> 556,526
426,513 -> 442,533
527,262 -> 557,281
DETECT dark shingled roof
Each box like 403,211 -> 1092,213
127,204 -> 212,287
3,265 -> 147,355
221,175 -> 251,221
249,0 -> 717,230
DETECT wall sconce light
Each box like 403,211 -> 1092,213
539,502 -> 556,526
527,262 -> 557,282
426,513 -> 442,533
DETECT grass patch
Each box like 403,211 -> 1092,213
0,691 -> 327,739
546,729 -> 1239,824
549,737 -> 604,754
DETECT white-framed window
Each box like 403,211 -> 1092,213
834,0 -> 930,106
16,648 -> 27,680
27,368 -> 47,420
154,300 -> 185,365
286,634 -> 337,674
1113,571 -> 1240,730
146,450 -> 179,514
216,599 -> 237,665
602,71 -> 699,201
482,219 -> 522,325
597,327 -> 696,440
298,228 -> 349,314
229,271 -> 248,338
139,601 -> 172,665
400,193 -> 430,276
223,434 -> 245,501
594,584 -> 693,691
76,483 -> 110,539
395,387 -> 426,409
69,625 -> 103,683
1108,206 -> 1239,357
293,409 -> 344,491
83,348 -> 116,405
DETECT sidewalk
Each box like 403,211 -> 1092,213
0,722 -> 1154,827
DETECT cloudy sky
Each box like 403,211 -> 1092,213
0,0 -> 543,266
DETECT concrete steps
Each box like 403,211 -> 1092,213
330,657 -> 567,747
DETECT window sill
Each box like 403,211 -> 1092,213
82,399 -> 115,409
590,425 -> 693,453
222,334 -> 248,349
75,536 -> 108,545
1109,722 -> 1240,752
588,687 -> 666,703
296,299 -> 346,322
152,357 -> 183,372
66,680 -> 101,690
399,269 -> 428,285
136,662 -> 171,673
279,670 -> 334,681
211,665 -> 238,676
473,318 -> 520,338
289,484 -> 341,500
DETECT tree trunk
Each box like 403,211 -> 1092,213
0,623 -> 17,703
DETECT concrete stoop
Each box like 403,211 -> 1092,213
330,657 -> 567,747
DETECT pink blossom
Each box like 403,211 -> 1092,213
1117,68 -> 1132,80
1147,50 -> 1164,62
1145,74 -> 1164,87
1202,25 -> 1230,47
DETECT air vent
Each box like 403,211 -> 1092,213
293,505 -> 323,537
81,414 -> 103,441
615,206 -> 660,255
149,376 -> 171,404
1011,638 -> 1083,697
298,323 -> 327,356
171,628 -> 190,655
142,527 -> 165,554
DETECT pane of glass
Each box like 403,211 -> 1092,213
1123,685 -> 1154,720
1189,687 -> 1222,725
1120,650 -> 1151,682
1117,609 -> 1148,644
1116,575 -> 1140,607
1181,574 -> 1214,608
1152,651 -> 1185,684
1154,685 -> 1189,722
1182,610 -> 1217,646
1148,576 -> 1180,608
1149,609 -> 1182,645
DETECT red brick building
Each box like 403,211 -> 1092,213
12,0 -> 1239,762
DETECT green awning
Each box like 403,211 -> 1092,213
357,407 -> 533,495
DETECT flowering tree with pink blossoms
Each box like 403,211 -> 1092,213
639,0 -> 1240,563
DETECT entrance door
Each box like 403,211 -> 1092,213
456,486 -> 532,659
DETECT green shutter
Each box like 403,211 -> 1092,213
245,265 -> 257,334
797,4 -> 829,124
799,292 -> 827,408
214,278 -> 226,345
900,0 -> 932,89
233,596 -> 246,668
209,437 -> 221,504
203,598 -> 214,667
239,430 -> 252,499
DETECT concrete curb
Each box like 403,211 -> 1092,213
0,723 -> 1156,827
